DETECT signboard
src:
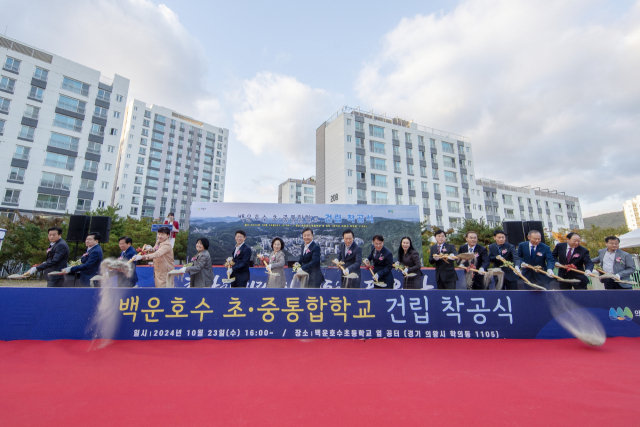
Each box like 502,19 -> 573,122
151,224 -> 174,232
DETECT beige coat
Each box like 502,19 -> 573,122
147,240 -> 174,287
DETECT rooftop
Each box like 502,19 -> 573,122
476,178 -> 580,202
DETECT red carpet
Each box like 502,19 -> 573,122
1,338 -> 639,426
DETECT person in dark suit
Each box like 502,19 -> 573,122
298,227 -> 324,288
458,231 -> 490,290
366,235 -> 394,289
552,232 -> 594,290
488,229 -> 521,290
29,226 -> 69,287
429,229 -> 459,290
397,236 -> 423,289
63,231 -> 104,287
229,230 -> 251,288
517,230 -> 555,290
336,228 -> 362,288
118,236 -> 138,287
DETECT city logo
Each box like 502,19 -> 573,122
609,307 -> 633,321
388,210 -> 394,213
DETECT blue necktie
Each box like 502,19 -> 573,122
530,246 -> 536,260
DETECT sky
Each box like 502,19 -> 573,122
2,0 -> 639,217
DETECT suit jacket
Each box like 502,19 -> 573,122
552,243 -> 594,280
70,244 -> 104,287
458,244 -> 490,270
429,243 -> 459,283
120,245 -> 138,285
367,246 -> 394,288
231,243 -> 252,282
517,242 -> 554,284
267,250 -> 286,288
36,238 -> 69,276
592,249 -> 636,286
299,241 -> 324,288
400,248 -> 423,288
186,250 -> 213,288
488,242 -> 521,281
337,242 -> 362,280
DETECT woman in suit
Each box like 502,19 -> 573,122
267,237 -> 286,288
366,235 -> 395,289
183,237 -> 213,288
397,236 -> 423,289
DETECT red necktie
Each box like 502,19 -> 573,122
567,248 -> 573,262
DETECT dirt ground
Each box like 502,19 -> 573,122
0,279 -> 47,287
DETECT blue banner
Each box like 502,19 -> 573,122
1,287 -> 639,341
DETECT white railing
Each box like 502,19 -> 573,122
371,163 -> 386,171
372,198 -> 388,204
48,138 -> 78,151
40,180 -> 70,190
96,93 -> 111,102
93,110 -> 108,119
3,196 -> 19,204
9,173 -> 24,182
14,152 -> 29,160
445,176 -> 457,183
44,159 -> 73,170
18,131 -> 34,141
86,146 -> 101,155
57,100 -> 85,114
61,82 -> 89,96
370,146 -> 385,154
36,200 -> 66,210
23,111 -> 39,120
371,180 -> 387,188
53,119 -> 82,132
83,164 -> 98,173
90,128 -> 105,137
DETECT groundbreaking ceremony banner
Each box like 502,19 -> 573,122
187,202 -> 423,267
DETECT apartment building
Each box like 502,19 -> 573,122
278,177 -> 315,204
113,100 -> 228,229
623,195 -> 640,231
0,36 -> 129,217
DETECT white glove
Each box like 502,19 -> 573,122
515,266 -> 521,274
585,270 -> 592,276
615,274 -> 621,280
344,268 -> 349,275
433,255 -> 440,260
62,267 -> 72,274
555,262 -> 562,268
403,268 -> 409,275
372,273 -> 379,282
227,268 -> 232,276
521,262 -> 529,268
28,267 -> 37,276
132,254 -> 143,261
179,267 -> 187,273
478,267 -> 485,274
547,269 -> 554,277
266,264 -> 272,272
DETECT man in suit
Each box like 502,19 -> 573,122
458,231 -> 490,290
63,231 -> 104,287
298,227 -> 324,288
428,229 -> 459,290
552,232 -> 594,290
366,235 -> 394,289
28,226 -> 69,287
488,229 -> 521,290
229,230 -> 251,288
591,236 -> 637,289
118,236 -> 138,287
517,230 -> 555,290
337,228 -> 362,288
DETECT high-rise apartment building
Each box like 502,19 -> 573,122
316,106 -> 582,231
0,36 -> 129,217
113,100 -> 228,229
278,177 -> 315,204
623,196 -> 640,231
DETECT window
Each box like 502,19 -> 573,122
432,169 -> 439,179
101,181 -> 109,189
98,201 -> 106,208
556,215 -> 565,224
97,89 -> 111,102
370,141 -> 385,154
0,76 -> 16,93
441,141 -> 454,153
347,118 -> 351,125
110,128 -> 118,136
104,163 -> 112,171
93,105 -> 108,119
502,194 -> 513,205
13,146 -> 29,160
0,118 -> 4,135
395,194 -> 403,205
0,96 -> 10,113
406,148 -> 413,158
8,167 -> 25,182
76,199 -> 91,212
61,77 -> 90,96
18,125 -> 35,141
54,114 -> 83,132
141,129 -> 149,137
446,186 -> 458,198
371,174 -> 387,188
355,121 -> 364,132
32,67 -> 48,81
116,94 -> 123,102
407,164 -> 414,174
421,182 -> 428,192
347,169 -> 353,177
394,177 -> 402,188
371,191 -> 388,204
346,135 -> 352,142
45,152 -> 75,170
370,157 -> 386,171
433,183 -> 440,193
144,110 -> 151,118
443,156 -> 456,168
36,194 -> 67,211
4,189 -> 20,204
2,57 -> 20,73
444,171 -> 457,183
58,95 -> 87,114
347,152 -> 352,159
420,166 -> 427,177
369,125 -> 384,138
28,86 -> 44,101
409,196 -> 416,205
136,166 -> 144,174
357,189 -> 366,201
90,123 -> 105,136
408,180 -> 415,190
393,161 -> 401,173
87,141 -> 102,155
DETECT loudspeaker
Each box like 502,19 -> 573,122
90,216 -> 112,243
524,221 -> 546,245
502,221 -> 525,246
67,215 -> 91,242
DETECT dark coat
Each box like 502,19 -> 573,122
459,244 -> 490,290
488,242 -> 521,281
36,238 -> 69,286
299,241 -> 324,288
120,245 -> 138,286
367,246 -> 394,289
517,242 -> 554,285
552,243 -> 594,287
186,250 -> 213,288
70,244 -> 103,287
429,243 -> 459,283
231,243 -> 252,286
400,248 -> 423,289
337,241 -> 362,288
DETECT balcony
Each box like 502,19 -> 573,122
14,152 -> 29,160
372,198 -> 388,204
371,163 -> 386,171
505,213 -> 516,219
554,208 -> 563,213
446,191 -> 459,198
394,166 -> 402,173
53,119 -> 82,133
76,205 -> 91,212
503,200 -> 513,206
48,137 -> 78,152
45,159 -> 74,171
3,62 -> 19,73
355,141 -> 365,149
82,164 -> 96,173
442,147 -> 454,154
33,70 -> 48,81
36,200 -> 66,210
86,145 -> 101,155
61,82 -> 89,97
93,110 -> 108,119
23,110 -> 39,120
57,100 -> 85,115
79,184 -> 94,192
18,131 -> 34,141
370,146 -> 385,155
445,176 -> 457,183
371,180 -> 387,188
0,81 -> 14,94
448,207 -> 461,213
90,128 -> 105,137
28,90 -> 43,102
96,93 -> 111,102
443,161 -> 456,168
40,179 -> 71,190
357,178 -> 366,184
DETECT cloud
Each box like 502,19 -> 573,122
1,0 -> 223,123
355,0 -> 640,216
232,72 -> 341,168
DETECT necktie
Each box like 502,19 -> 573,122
235,247 -> 239,257
469,247 -> 473,253
530,245 -> 536,260
439,245 -> 443,254
567,247 -> 573,262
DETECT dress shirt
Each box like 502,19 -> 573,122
602,250 -> 616,274
234,242 -> 244,256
